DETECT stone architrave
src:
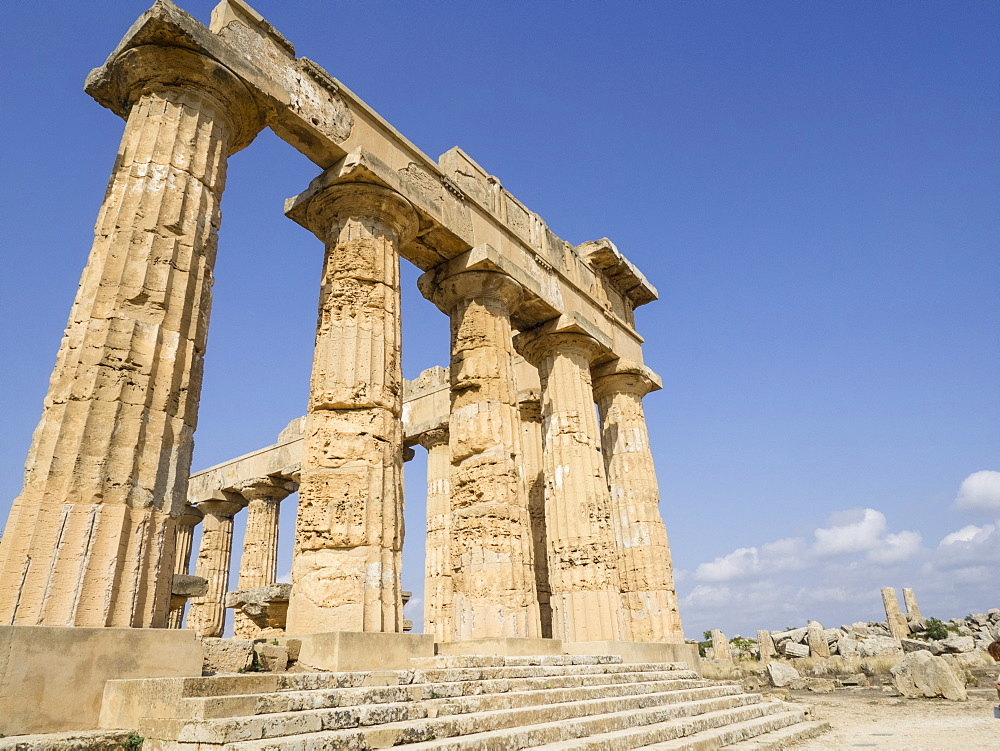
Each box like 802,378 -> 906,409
283,182 -> 418,635
807,620 -> 831,658
881,587 -> 910,640
0,45 -> 263,628
186,497 -> 245,638
592,363 -> 684,644
757,629 -> 777,660
902,587 -> 922,620
418,428 -> 453,641
515,328 -> 625,643
168,504 -> 204,628
420,270 -> 541,640
519,392 -> 553,639
710,629 -> 732,661
232,476 -> 297,639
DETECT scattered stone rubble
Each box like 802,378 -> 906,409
698,589 -> 998,702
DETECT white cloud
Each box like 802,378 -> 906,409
813,508 -> 887,556
694,546 -> 760,582
954,470 -> 1000,513
867,530 -> 921,564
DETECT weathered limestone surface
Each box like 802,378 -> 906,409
592,363 -> 683,644
232,476 -> 297,638
519,391 -> 553,639
418,428 -> 453,641
902,587 -> 922,620
757,629 -> 777,660
283,181 -> 417,635
890,650 -> 968,701
186,498 -> 243,637
168,504 -> 204,628
881,587 -> 911,640
421,269 -> 541,640
0,44 -> 262,628
515,325 -> 624,643
710,629 -> 732,661
807,620 -> 831,658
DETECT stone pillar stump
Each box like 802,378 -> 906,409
186,498 -> 244,637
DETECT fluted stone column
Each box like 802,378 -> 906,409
515,330 -> 624,642
902,587 -> 922,621
881,587 -> 910,640
232,477 -> 297,639
519,393 -> 552,639
284,183 -> 418,635
710,629 -> 732,660
168,504 -> 204,629
592,365 -> 685,644
187,498 -> 244,637
421,271 -> 540,640
0,45 -> 262,627
418,428 -> 452,641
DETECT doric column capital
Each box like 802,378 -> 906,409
591,359 -> 663,399
195,497 -> 245,519
235,476 -> 298,504
415,427 -> 449,450
285,181 -> 419,246
85,45 -> 265,154
514,329 -> 605,369
176,504 -> 204,529
418,269 -> 524,317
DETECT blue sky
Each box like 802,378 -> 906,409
1,1 -> 997,638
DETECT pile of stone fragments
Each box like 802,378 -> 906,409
700,589 -> 998,702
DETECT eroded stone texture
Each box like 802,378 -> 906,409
186,498 -> 244,637
284,183 -> 417,635
592,365 -> 683,644
232,476 -> 297,638
418,428 -> 453,642
519,393 -> 553,639
515,331 -> 624,642
881,587 -> 910,640
168,504 -> 204,628
711,629 -> 733,660
807,620 -> 831,658
902,587 -> 922,620
423,271 -> 540,640
0,45 -> 262,628
757,629 -> 777,660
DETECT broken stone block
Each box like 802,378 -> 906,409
901,638 -> 941,655
939,635 -> 975,654
890,650 -> 968,701
858,636 -> 902,658
837,637 -> 860,658
253,642 -> 289,672
802,677 -> 835,693
172,574 -> 209,597
781,641 -> 809,658
837,673 -> 869,687
226,583 -> 292,636
766,661 -> 800,687
202,637 -> 254,674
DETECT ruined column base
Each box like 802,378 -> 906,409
563,640 -> 702,674
436,637 -> 564,657
226,583 -> 291,639
0,625 -> 203,736
287,631 -> 434,671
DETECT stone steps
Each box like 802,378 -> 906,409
119,654 -> 827,750
175,674 -> 713,720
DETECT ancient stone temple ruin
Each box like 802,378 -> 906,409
0,2 -> 829,746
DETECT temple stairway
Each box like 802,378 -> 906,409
101,654 -> 827,750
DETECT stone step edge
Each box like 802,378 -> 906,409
633,708 -> 816,750
216,691 -> 766,750
399,662 -> 692,684
175,675 -> 718,720
0,729 -> 135,751
478,701 -> 796,751
409,655 -> 625,668
145,686 -> 748,745
721,719 -> 831,750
